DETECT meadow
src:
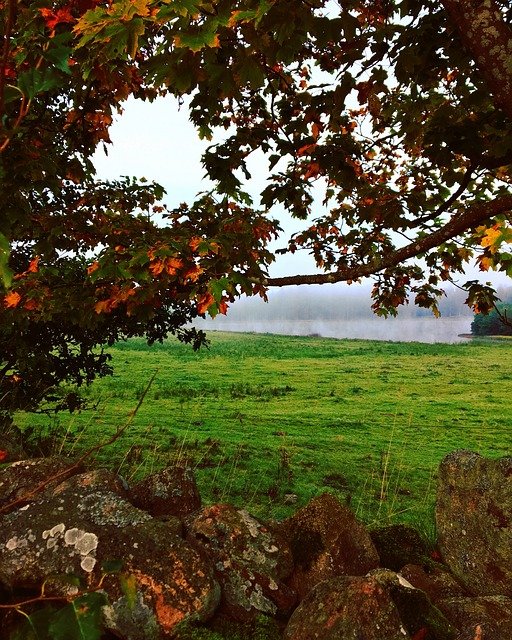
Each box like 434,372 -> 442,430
15,331 -> 512,534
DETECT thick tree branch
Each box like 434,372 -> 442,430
441,0 -> 512,119
266,195 -> 512,286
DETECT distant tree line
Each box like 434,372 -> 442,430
471,304 -> 512,336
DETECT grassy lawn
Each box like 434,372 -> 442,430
15,331 -> 512,533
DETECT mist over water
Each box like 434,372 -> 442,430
194,316 -> 472,344
192,284 -> 496,344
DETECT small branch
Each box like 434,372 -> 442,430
265,194 -> 512,287
0,0 -> 17,119
0,370 -> 158,515
0,579 -> 106,610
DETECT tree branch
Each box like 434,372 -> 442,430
265,195 -> 512,286
441,0 -> 512,119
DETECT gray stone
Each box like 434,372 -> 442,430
0,486 -> 219,638
186,503 -> 295,621
0,456 -> 84,512
436,450 -> 512,597
131,465 -> 201,518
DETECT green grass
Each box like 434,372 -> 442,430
14,332 -> 512,530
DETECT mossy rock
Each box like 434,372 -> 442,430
370,524 -> 435,571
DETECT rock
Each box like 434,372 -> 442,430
0,456 -> 83,512
370,523 -> 434,571
369,568 -> 457,639
436,449 -> 512,597
51,468 -> 130,499
280,492 -> 380,601
0,486 -> 219,637
283,575 -> 410,639
131,465 -> 201,518
437,595 -> 512,640
400,563 -> 470,605
186,503 -> 296,621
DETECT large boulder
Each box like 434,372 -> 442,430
0,486 -> 219,638
369,568 -> 457,640
284,570 -> 457,640
437,596 -> 512,640
436,450 -> 512,597
280,492 -> 380,601
186,503 -> 296,621
283,574 -> 410,639
0,456 -> 84,511
130,465 -> 201,518
400,563 -> 470,605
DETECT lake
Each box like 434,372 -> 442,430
193,316 -> 474,344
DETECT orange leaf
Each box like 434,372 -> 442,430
218,298 -> 229,315
24,298 -> 41,311
4,291 -> 21,308
28,256 -> 40,273
87,261 -> 99,275
197,293 -> 214,315
164,257 -> 183,275
94,299 -> 112,314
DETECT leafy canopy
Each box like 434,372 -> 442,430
1,0 -> 512,416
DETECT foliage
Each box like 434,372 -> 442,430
1,0 -> 512,417
471,304 -> 512,336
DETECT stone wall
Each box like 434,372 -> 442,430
0,449 -> 511,638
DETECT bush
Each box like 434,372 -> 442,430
471,305 -> 512,336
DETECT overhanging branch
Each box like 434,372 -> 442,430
265,194 -> 512,287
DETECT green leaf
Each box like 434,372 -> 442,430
42,45 -> 73,74
0,232 -> 13,289
17,68 -> 64,100
102,558 -> 124,574
48,592 -> 108,640
2,84 -> 23,105
120,573 -> 137,609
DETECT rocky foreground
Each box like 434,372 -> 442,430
0,449 -> 511,638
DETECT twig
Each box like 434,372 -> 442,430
0,370 -> 158,515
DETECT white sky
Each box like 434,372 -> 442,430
92,95 -> 511,292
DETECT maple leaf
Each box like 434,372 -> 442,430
39,6 -> 76,30
197,292 -> 214,315
4,291 -> 21,308
0,450 -> 7,461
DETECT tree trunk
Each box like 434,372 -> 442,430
441,0 -> 512,119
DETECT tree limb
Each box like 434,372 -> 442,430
265,194 -> 512,286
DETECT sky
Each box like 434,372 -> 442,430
92,95 -> 512,293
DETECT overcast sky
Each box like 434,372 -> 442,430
92,95 -> 511,291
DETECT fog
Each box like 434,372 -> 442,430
194,284 -> 512,344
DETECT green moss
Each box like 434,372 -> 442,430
172,615 -> 282,640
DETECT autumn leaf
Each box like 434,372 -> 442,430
4,291 -> 21,308
87,261 -> 99,275
0,450 -> 7,461
39,6 -> 76,31
196,292 -> 214,315
480,226 -> 502,249
28,256 -> 40,273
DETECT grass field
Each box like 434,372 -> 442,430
15,331 -> 512,533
